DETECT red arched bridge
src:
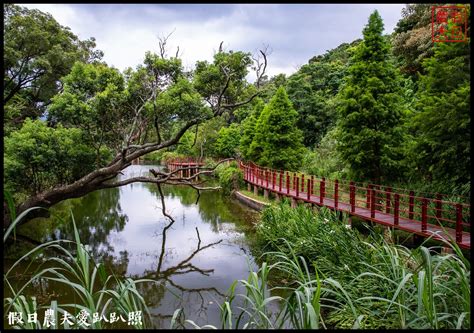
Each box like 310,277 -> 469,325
239,161 -> 470,250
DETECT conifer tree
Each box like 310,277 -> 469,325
410,36 -> 470,189
240,98 -> 264,160
249,86 -> 305,170
336,10 -> 404,182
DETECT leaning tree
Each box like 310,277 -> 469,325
4,34 -> 268,226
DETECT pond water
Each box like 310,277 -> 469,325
5,164 -> 276,328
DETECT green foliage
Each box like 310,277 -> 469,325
335,10 -> 405,182
392,4 -> 433,76
3,4 -> 102,127
232,86 -> 261,123
48,62 -> 126,156
4,119 -> 104,197
286,56 -> 350,147
215,123 -> 241,158
249,87 -> 305,170
258,73 -> 287,102
155,78 -> 212,125
240,99 -> 265,160
254,203 -> 470,329
175,130 -> 198,156
408,38 -> 470,191
301,128 -> 348,179
256,204 -> 362,281
160,151 -> 187,165
216,162 -> 244,194
194,50 -> 252,106
190,117 -> 226,158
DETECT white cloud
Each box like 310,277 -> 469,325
19,3 -> 405,77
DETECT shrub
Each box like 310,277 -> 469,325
216,161 -> 244,194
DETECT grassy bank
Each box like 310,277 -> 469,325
174,202 -> 470,329
254,203 -> 470,329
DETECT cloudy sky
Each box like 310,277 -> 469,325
21,4 -> 406,78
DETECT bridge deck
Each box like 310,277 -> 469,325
243,166 -> 470,250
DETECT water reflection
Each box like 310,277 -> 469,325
9,164 -> 261,328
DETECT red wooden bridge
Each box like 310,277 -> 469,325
166,157 -> 205,177
239,161 -> 470,249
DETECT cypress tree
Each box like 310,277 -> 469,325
336,10 -> 404,182
249,86 -> 305,170
240,98 -> 265,160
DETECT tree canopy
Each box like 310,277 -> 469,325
249,86 -> 305,170
3,4 -> 102,132
335,10 -> 405,182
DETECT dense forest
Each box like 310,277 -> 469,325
166,5 -> 470,196
3,4 -> 470,220
172,4 -> 470,195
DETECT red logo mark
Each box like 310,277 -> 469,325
432,6 -> 468,42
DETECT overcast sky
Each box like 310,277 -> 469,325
21,4 -> 406,78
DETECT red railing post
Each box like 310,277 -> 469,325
435,193 -> 442,220
421,198 -> 427,233
366,184 -> 372,208
409,191 -> 415,220
307,179 -> 311,200
272,171 -> 276,190
334,179 -> 339,209
456,204 -> 463,244
261,168 -> 264,186
311,175 -> 314,197
266,169 -> 269,188
350,181 -> 355,213
301,174 -> 305,196
286,173 -> 290,194
371,188 -> 376,218
320,177 -> 325,204
279,171 -> 283,192
386,187 -> 392,214
296,176 -> 300,197
394,193 -> 400,226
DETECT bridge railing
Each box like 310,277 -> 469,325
239,161 -> 470,244
166,157 -> 206,165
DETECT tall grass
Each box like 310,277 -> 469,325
176,202 -> 470,329
255,202 -> 471,329
4,208 -> 154,329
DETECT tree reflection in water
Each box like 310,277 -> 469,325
134,183 -> 224,326
5,165 -> 258,328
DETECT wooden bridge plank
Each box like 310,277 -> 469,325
242,169 -> 470,249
